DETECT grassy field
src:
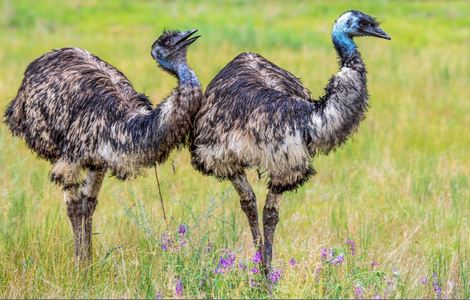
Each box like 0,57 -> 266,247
0,0 -> 469,298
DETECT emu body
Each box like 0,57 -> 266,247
6,48 -> 200,179
191,11 -> 390,275
192,52 -> 367,192
5,30 -> 202,262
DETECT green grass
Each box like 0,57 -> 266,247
0,0 -> 469,298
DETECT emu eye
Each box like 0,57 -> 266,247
165,39 -> 172,47
362,20 -> 373,28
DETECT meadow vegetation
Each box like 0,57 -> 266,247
0,0 -> 468,298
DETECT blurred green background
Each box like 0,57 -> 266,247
0,0 -> 469,298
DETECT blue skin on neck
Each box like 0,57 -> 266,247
157,57 -> 199,86
177,64 -> 199,86
332,20 -> 357,57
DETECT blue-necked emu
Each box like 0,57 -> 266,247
191,11 -> 390,275
4,30 -> 202,262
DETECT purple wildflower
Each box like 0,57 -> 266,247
420,276 -> 428,285
249,278 -> 258,288
432,273 -> 442,298
160,233 -> 170,251
320,247 -> 329,260
434,285 -> 443,298
269,269 -> 282,284
178,224 -> 187,236
331,254 -> 345,265
354,285 -> 364,299
155,291 -> 162,299
252,251 -> 262,264
346,239 -> 356,256
224,252 -> 236,267
238,262 -> 247,271
175,278 -> 184,297
289,258 -> 296,266
215,252 -> 236,274
251,267 -> 259,274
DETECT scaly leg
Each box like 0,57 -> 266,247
231,174 -> 263,253
64,169 -> 105,263
262,189 -> 281,275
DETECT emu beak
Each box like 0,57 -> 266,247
363,26 -> 391,40
174,29 -> 201,49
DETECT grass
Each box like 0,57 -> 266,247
0,0 -> 469,298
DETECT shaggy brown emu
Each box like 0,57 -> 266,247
191,11 -> 390,274
4,29 -> 202,262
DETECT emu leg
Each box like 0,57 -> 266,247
80,170 -> 105,260
66,195 -> 96,262
230,174 -> 263,252
64,170 -> 105,263
262,189 -> 281,276
64,184 -> 89,262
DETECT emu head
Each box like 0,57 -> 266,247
333,10 -> 391,40
151,29 -> 200,74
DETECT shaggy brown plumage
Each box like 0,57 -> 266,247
4,30 -> 202,261
190,11 -> 390,275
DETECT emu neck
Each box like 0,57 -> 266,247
177,64 -> 200,87
124,78 -> 202,167
332,31 -> 360,68
306,34 -> 367,155
157,58 -> 200,87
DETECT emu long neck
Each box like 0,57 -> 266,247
157,58 -> 200,87
177,64 -> 200,87
307,32 -> 368,154
127,65 -> 202,164
333,31 -> 357,65
332,30 -> 366,70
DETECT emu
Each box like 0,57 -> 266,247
4,30 -> 202,262
191,11 -> 390,275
